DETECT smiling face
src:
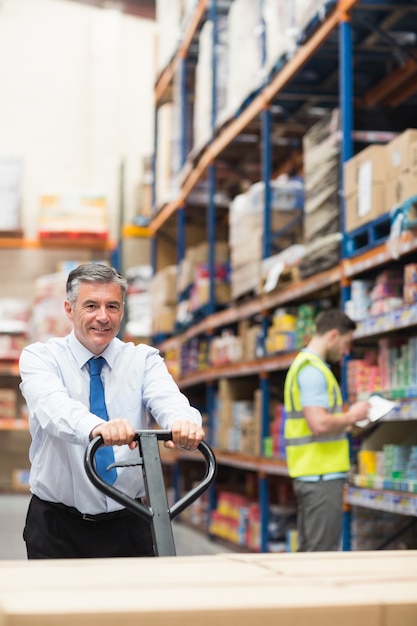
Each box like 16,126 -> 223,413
64,281 -> 124,355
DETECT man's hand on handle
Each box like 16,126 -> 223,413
90,418 -> 205,452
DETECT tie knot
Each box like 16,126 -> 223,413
89,356 -> 105,376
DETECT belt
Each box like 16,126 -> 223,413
36,495 -> 144,523
295,473 -> 347,482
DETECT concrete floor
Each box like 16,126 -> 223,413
0,494 -> 233,559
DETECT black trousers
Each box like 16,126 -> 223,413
23,495 -> 155,559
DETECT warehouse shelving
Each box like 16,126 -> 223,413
0,232 -> 116,494
0,236 -> 116,251
177,352 -> 298,388
159,265 -> 342,348
346,486 -> 417,517
150,0 -> 417,551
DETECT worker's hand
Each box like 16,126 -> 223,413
347,400 -> 371,425
90,419 -> 137,450
165,420 -> 205,451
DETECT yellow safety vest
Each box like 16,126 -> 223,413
284,351 -> 350,478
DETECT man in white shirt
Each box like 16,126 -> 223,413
19,263 -> 204,559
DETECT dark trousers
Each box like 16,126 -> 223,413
293,478 -> 345,552
23,495 -> 155,559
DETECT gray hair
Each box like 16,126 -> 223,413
66,263 -> 128,306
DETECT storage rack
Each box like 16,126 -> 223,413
0,235 -> 117,492
148,0 -> 417,551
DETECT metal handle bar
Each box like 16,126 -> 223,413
84,430 -> 217,523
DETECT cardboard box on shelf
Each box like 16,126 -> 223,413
231,262 -> 261,300
190,280 -> 231,310
344,144 -> 388,198
343,144 -> 389,231
230,211 -> 302,252
151,306 -> 176,335
231,236 -> 262,268
0,388 -> 17,421
386,169 -> 417,212
192,241 -> 229,264
149,265 -> 177,306
385,128 -> 417,179
0,429 -> 31,492
0,551 -> 416,625
345,183 -> 386,233
177,242 -> 229,295
410,140 -> 417,172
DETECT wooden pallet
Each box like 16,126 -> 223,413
345,213 -> 392,257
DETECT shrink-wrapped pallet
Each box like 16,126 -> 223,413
300,110 -> 341,278
220,0 -> 264,121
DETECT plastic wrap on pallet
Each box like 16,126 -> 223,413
264,1 -> 330,80
124,265 -> 153,339
171,63 -> 194,197
220,0 -> 265,122
193,12 -> 229,153
295,0 -> 329,39
193,20 -> 214,153
263,0 -> 296,75
298,232 -> 341,279
155,0 -> 183,72
155,102 -> 174,208
303,110 -> 341,242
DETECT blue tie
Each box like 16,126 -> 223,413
89,357 -> 117,485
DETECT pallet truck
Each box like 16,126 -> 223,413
85,430 -> 217,556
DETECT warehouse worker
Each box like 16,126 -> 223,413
284,309 -> 369,552
19,263 -> 204,559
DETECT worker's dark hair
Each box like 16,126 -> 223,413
315,308 -> 356,336
66,263 -> 128,306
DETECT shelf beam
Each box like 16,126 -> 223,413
154,0 -> 209,104
0,237 -> 116,250
158,265 -> 341,352
343,232 -> 417,276
150,0 -> 360,234
178,352 -> 297,389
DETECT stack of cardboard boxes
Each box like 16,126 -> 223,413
149,265 -> 177,335
214,378 -> 260,456
1,551 -> 416,624
386,129 -> 417,210
229,178 -> 303,300
344,128 -> 417,233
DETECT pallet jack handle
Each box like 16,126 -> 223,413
84,430 -> 217,556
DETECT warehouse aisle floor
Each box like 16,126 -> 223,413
0,494 -> 234,559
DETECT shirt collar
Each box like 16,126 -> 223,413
301,347 -> 330,368
68,330 -> 116,370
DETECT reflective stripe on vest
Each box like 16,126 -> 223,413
284,351 -> 350,478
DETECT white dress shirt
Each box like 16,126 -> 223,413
19,331 -> 202,514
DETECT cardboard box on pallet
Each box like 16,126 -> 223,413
149,265 -> 177,307
177,242 -> 229,295
151,305 -> 176,335
386,169 -> 417,212
385,128 -> 417,180
0,551 -> 416,625
344,144 -> 388,232
344,184 -> 387,233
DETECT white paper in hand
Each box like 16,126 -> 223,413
355,394 -> 398,428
